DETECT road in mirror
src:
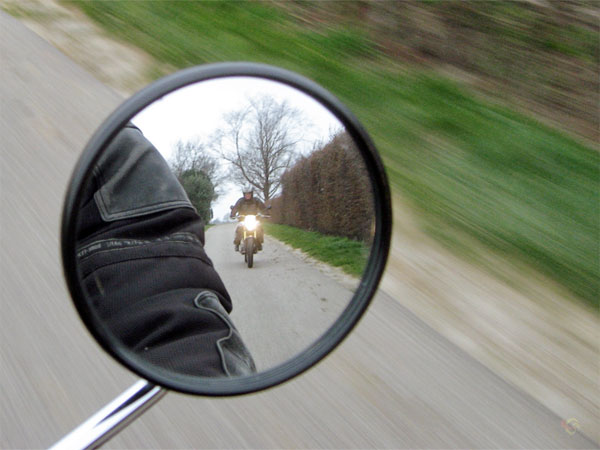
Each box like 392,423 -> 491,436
75,77 -> 375,378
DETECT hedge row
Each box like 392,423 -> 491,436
270,132 -> 374,242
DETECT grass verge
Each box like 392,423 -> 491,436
64,1 -> 599,309
263,223 -> 368,278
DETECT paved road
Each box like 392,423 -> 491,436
1,12 -> 596,449
205,223 -> 356,372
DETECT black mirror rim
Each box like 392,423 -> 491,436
61,62 -> 392,396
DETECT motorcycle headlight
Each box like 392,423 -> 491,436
244,215 -> 258,231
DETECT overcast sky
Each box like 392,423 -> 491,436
131,76 -> 343,221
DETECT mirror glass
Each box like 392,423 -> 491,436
74,77 -> 375,379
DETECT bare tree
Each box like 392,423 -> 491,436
168,138 -> 223,222
170,138 -> 221,188
214,95 -> 306,203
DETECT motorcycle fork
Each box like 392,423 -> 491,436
243,230 -> 256,253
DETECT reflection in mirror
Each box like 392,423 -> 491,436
74,77 -> 375,379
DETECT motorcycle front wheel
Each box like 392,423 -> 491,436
246,237 -> 254,268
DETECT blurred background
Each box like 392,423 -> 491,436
1,0 -> 598,448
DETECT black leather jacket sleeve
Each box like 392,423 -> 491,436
75,124 -> 256,377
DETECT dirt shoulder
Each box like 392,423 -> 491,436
3,0 -> 597,443
383,194 -> 599,443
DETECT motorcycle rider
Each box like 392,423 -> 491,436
230,186 -> 267,252
75,123 -> 256,377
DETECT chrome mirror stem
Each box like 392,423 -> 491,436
50,379 -> 166,450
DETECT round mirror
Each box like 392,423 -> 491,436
62,63 -> 391,395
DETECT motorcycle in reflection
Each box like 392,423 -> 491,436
233,211 -> 270,268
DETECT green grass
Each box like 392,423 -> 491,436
64,1 -> 599,309
380,75 -> 599,307
263,223 -> 369,278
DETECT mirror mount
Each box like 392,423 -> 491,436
50,380 -> 165,450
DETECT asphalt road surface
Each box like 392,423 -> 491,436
204,223 -> 356,372
1,11 -> 596,449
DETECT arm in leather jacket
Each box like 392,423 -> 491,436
75,124 -> 256,377
230,197 -> 242,218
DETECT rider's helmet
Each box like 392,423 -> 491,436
242,185 -> 253,198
